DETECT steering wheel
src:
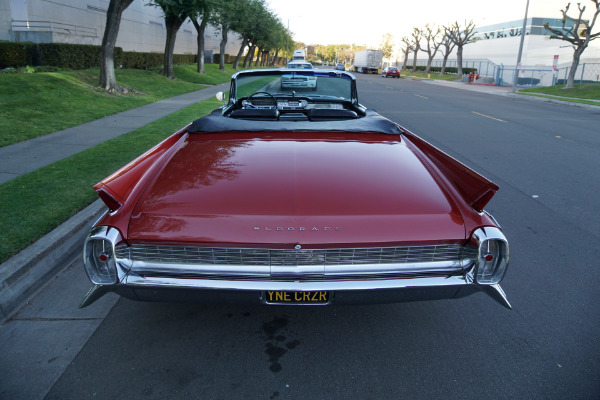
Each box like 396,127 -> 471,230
248,91 -> 277,106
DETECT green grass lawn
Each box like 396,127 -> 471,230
0,68 -> 202,147
0,63 -> 249,148
519,84 -> 600,101
400,71 -> 462,81
173,63 -> 241,84
0,97 -> 222,263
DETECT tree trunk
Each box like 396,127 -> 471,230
163,14 -> 185,79
565,47 -> 584,89
192,18 -> 207,74
219,25 -> 228,71
412,50 -> 418,72
243,44 -> 253,68
99,0 -> 134,93
233,38 -> 248,70
425,55 -> 433,73
440,54 -> 449,76
456,45 -> 464,76
271,50 -> 279,66
402,49 -> 409,71
255,48 -> 261,67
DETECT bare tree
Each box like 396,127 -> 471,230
446,20 -> 477,76
419,24 -> 443,73
99,0 -> 134,93
400,36 -> 413,71
439,27 -> 456,76
545,0 -> 600,88
411,28 -> 422,72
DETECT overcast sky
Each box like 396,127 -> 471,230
265,0 -> 587,46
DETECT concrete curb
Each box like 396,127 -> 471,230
0,200 -> 106,322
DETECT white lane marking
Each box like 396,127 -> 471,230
414,94 -> 429,99
472,111 -> 506,122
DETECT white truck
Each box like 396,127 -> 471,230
353,50 -> 383,74
292,50 -> 306,61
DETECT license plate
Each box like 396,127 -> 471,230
265,291 -> 330,304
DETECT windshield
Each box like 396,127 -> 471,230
234,70 -> 354,102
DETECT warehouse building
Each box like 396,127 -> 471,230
0,0 -> 243,57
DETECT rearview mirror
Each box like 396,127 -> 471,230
216,92 -> 225,103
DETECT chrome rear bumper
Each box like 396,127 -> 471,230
81,226 -> 510,309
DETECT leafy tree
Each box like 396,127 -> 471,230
189,0 -> 218,74
379,33 -> 394,62
419,24 -> 442,73
149,0 -> 194,79
213,0 -> 240,71
446,20 -> 477,76
231,0 -> 263,69
544,0 -> 600,88
99,0 -> 135,93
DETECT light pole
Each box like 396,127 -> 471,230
512,0 -> 530,93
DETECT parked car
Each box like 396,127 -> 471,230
81,68 -> 510,309
335,63 -> 345,71
382,66 -> 400,78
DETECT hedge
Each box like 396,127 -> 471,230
404,65 -> 477,74
0,41 -> 39,68
1,41 -> 200,70
212,53 -> 233,64
39,43 -> 122,70
121,52 -> 196,69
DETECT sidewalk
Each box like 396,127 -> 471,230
0,81 -> 229,185
420,78 -> 600,108
0,82 -> 228,322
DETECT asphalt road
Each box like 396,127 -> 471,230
5,75 -> 600,400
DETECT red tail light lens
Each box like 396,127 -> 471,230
97,190 -> 122,212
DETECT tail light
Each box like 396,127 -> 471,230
97,189 -> 122,213
472,227 -> 509,284
83,227 -> 119,284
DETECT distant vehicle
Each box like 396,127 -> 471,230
292,50 -> 306,61
282,61 -> 317,90
335,63 -> 345,71
285,61 -> 313,70
382,66 -> 400,78
353,49 -> 383,74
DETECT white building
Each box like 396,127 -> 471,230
463,17 -> 600,67
1,0 -> 243,56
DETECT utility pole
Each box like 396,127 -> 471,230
512,0 -> 530,93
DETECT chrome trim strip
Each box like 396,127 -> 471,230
127,260 -> 467,280
123,274 -> 470,291
115,244 -> 476,266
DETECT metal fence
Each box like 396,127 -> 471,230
495,62 -> 600,87
400,58 -> 600,87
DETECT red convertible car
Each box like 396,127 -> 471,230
81,69 -> 510,309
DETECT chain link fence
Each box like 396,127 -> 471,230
400,58 -> 600,87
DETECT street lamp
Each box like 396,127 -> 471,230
512,0 -> 530,93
